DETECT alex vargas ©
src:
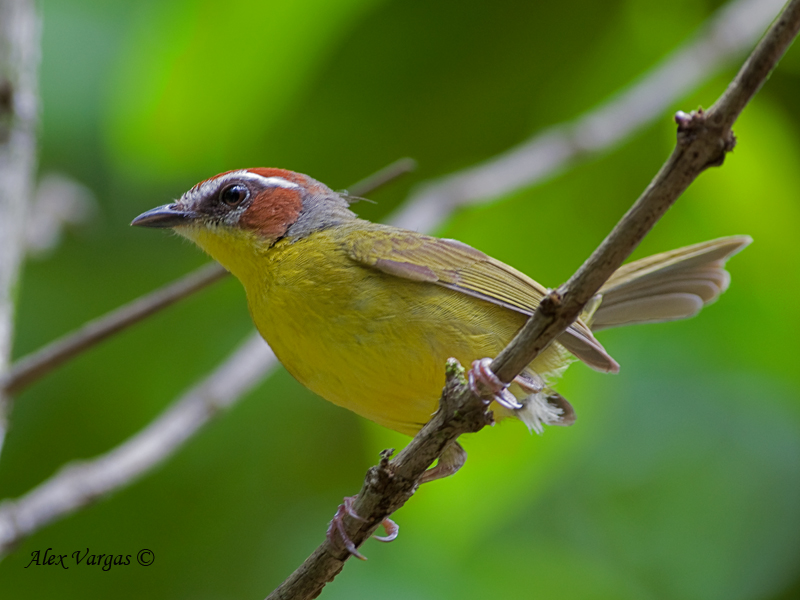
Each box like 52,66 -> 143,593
25,547 -> 132,571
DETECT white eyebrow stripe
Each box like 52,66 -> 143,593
182,170 -> 302,207
224,170 -> 300,189
259,176 -> 300,189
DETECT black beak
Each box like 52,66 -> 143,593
131,204 -> 198,228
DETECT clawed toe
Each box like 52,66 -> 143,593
468,358 -> 522,409
326,495 -> 400,560
327,495 -> 366,560
373,517 -> 399,542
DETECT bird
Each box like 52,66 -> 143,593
132,168 -> 750,482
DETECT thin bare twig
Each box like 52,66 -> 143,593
1,262 -> 227,396
389,0 -> 787,233
264,1 -> 800,597
0,0 -> 39,461
346,157 -> 417,197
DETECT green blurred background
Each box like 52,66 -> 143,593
2,0 -> 800,598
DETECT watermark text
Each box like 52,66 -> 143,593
25,547 -> 154,571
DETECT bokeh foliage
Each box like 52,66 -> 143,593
1,0 -> 799,598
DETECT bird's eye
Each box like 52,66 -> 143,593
220,183 -> 249,207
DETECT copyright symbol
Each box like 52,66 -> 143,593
137,549 -> 154,566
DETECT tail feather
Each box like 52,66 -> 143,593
589,235 -> 751,331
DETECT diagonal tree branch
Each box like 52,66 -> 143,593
491,0 -> 800,384
264,1 -> 800,598
266,359 -> 491,600
0,0 -> 790,563
1,262 -> 228,396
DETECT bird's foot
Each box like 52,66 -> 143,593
327,496 -> 367,560
326,495 -> 399,560
468,358 -> 522,409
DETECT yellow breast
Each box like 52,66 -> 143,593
181,221 -> 569,434
230,228 -> 560,435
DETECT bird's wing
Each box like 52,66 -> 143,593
346,229 -> 619,373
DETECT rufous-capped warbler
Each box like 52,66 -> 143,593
132,168 -> 750,481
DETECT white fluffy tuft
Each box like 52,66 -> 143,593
517,393 -> 565,434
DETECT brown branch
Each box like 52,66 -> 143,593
265,1 -> 800,597
266,360 -> 492,600
714,0 -> 800,126
491,0 -> 800,384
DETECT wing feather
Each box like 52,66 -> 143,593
346,228 -> 619,373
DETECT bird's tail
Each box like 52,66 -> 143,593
583,235 -> 752,331
514,235 -> 750,434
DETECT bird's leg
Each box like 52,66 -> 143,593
326,495 -> 399,560
420,441 -> 467,483
468,358 -> 522,409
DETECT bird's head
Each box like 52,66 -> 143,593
132,168 -> 357,271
